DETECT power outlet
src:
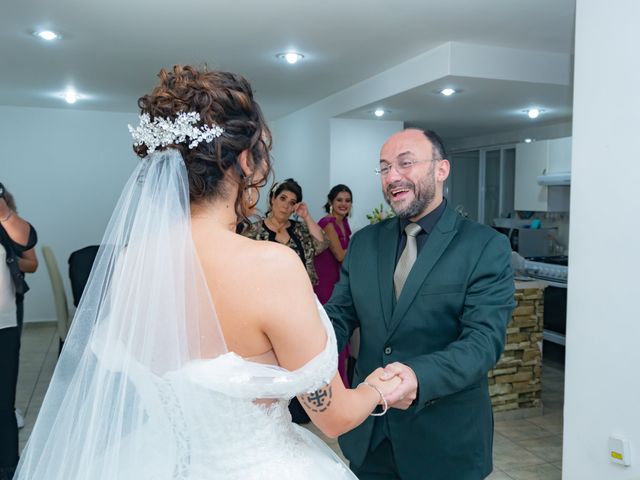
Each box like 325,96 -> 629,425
609,435 -> 631,466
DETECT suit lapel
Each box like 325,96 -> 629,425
378,218 -> 399,329
388,207 -> 459,337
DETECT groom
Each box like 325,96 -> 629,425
325,128 -> 515,479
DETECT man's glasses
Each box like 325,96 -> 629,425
375,157 -> 439,176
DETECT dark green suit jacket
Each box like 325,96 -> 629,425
325,206 -> 515,480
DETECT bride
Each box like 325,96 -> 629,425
14,65 -> 398,479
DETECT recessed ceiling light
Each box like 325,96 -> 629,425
440,88 -> 456,96
373,108 -> 386,117
527,108 -> 541,119
64,88 -> 78,104
276,52 -> 304,64
524,138 -> 534,143
35,30 -> 60,41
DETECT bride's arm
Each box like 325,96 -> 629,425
297,368 -> 398,438
258,245 -> 399,438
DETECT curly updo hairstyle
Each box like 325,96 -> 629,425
134,65 -> 272,219
323,184 -> 352,214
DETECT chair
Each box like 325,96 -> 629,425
68,245 -> 99,307
41,246 -> 73,353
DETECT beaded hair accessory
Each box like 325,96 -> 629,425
128,112 -> 224,154
269,181 -> 281,196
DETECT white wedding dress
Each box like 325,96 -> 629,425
87,304 -> 356,480
15,150 -> 357,479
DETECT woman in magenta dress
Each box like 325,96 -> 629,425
314,184 -> 352,386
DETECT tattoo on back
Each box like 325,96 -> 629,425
301,385 -> 333,413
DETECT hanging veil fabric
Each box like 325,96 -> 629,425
16,150 -> 227,478
15,149 -> 346,479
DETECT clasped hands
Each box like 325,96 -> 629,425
363,362 -> 418,410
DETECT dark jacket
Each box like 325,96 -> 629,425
325,206 -> 515,480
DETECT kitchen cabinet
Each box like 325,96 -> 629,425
515,137 -> 571,212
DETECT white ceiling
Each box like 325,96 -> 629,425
2,0 -> 576,131
339,76 -> 574,141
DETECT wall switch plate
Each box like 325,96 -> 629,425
609,435 -> 631,466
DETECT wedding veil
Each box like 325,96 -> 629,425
15,149 -> 228,479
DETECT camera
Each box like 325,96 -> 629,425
0,182 -> 5,199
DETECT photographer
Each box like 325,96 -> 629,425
0,183 -> 37,480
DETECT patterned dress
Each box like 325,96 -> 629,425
243,219 -> 328,286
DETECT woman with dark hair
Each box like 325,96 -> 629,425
314,184 -> 353,386
314,184 -> 353,302
15,66 -> 399,480
0,185 -> 37,480
244,178 -> 329,286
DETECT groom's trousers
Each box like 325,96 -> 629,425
349,439 -> 401,480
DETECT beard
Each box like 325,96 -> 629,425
384,165 -> 437,219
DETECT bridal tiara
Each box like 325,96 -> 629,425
128,112 -> 224,154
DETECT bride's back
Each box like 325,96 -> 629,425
192,220 -> 273,358
191,216 -> 322,364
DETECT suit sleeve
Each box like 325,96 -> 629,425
404,234 -> 515,412
324,232 -> 360,352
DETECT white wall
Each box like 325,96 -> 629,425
267,110 -> 332,220
563,0 -> 640,478
329,118 -> 403,231
0,106 -> 138,322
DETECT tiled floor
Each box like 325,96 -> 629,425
489,360 -> 564,480
17,323 -> 564,479
16,323 -> 59,453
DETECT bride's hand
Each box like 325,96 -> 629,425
363,368 -> 401,402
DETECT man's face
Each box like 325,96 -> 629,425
380,130 -> 446,220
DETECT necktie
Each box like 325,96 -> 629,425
394,223 -> 422,299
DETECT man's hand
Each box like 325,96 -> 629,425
380,362 -> 418,410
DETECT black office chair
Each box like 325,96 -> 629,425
68,245 -> 99,308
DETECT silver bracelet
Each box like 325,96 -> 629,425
0,211 -> 12,223
360,381 -> 388,416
